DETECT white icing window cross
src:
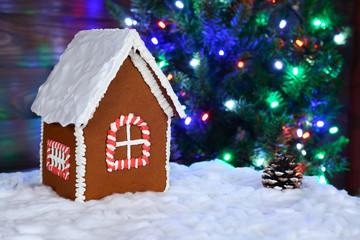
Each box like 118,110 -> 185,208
116,120 -> 147,161
106,113 -> 150,171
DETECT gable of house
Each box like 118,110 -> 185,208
82,56 -> 169,200
31,29 -> 185,129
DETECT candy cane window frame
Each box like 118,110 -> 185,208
106,113 -> 150,171
46,139 -> 71,180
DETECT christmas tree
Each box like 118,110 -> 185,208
105,0 -> 350,180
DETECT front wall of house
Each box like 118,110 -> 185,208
83,57 -> 169,200
42,122 -> 77,200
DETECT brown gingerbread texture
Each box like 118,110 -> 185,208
31,29 -> 186,201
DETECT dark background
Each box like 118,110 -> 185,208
0,0 -> 359,195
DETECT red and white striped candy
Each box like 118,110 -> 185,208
46,139 -> 70,180
106,113 -> 150,172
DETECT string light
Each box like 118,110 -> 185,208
313,18 -> 327,29
184,116 -> 192,125
274,60 -> 283,70
279,20 -> 287,29
296,129 -> 303,138
321,166 -> 326,172
316,120 -> 325,127
225,100 -> 236,110
158,61 -> 166,68
175,0 -> 184,9
132,20 -> 137,25
167,74 -> 173,80
301,150 -> 307,156
296,143 -> 303,150
201,113 -> 209,121
317,175 -> 327,184
224,153 -> 232,161
302,132 -> 310,139
316,153 -> 325,159
151,37 -> 159,45
329,126 -> 339,134
125,17 -> 134,26
270,101 -> 279,108
334,33 -> 345,45
218,50 -> 225,56
292,67 -> 299,76
182,105 -> 186,110
296,39 -> 304,47
237,61 -> 245,68
190,58 -> 199,67
158,21 -> 166,29
256,158 -> 265,166
313,18 -> 322,27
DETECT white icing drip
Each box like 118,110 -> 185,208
129,51 -> 174,118
31,29 -> 185,128
132,35 -> 186,119
74,126 -> 86,202
39,120 -> 44,183
165,117 -> 171,191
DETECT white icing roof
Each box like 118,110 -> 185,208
31,29 -> 186,127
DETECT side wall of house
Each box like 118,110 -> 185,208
42,122 -> 77,200
83,57 -> 168,200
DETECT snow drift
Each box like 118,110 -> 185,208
1,160 -> 359,240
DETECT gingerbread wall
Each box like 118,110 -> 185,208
42,122 -> 77,200
83,56 -> 169,200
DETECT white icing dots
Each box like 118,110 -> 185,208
74,126 -> 87,202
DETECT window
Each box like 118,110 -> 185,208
106,113 -> 150,172
46,139 -> 70,180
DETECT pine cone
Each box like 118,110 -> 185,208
262,153 -> 303,190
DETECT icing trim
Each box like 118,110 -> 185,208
46,139 -> 71,180
129,51 -> 174,118
31,29 -> 185,128
106,113 -> 150,171
132,34 -> 186,119
165,116 -> 172,191
74,126 -> 86,202
40,120 -> 44,183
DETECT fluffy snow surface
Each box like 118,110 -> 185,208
1,160 -> 360,240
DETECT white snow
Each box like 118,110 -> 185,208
1,160 -> 360,240
31,29 -> 185,128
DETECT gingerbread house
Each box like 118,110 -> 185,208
31,29 -> 186,202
